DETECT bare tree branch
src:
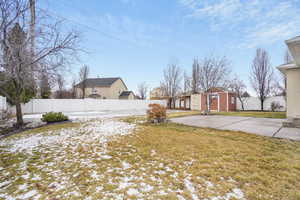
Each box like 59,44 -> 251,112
137,82 -> 148,100
249,48 -> 273,111
160,63 -> 182,108
0,0 -> 81,127
78,65 -> 89,98
183,71 -> 191,94
198,55 -> 231,112
229,75 -> 247,110
191,58 -> 200,93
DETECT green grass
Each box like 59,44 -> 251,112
213,111 -> 286,119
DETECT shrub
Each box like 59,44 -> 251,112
147,104 -> 167,123
41,112 -> 68,123
271,101 -> 283,112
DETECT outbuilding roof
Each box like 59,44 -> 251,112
119,91 -> 134,97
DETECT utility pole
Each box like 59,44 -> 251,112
29,0 -> 36,60
29,0 -> 40,97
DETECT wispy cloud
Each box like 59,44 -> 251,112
178,0 -> 300,47
119,0 -> 136,6
68,12 -> 173,48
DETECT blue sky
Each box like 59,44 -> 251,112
40,0 -> 300,95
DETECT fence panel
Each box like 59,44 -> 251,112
9,99 -> 166,114
0,96 -> 7,111
236,96 -> 286,111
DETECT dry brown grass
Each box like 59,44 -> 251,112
107,122 -> 300,200
1,119 -> 300,199
122,111 -> 201,124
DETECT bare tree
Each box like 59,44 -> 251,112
198,56 -> 231,92
250,48 -> 273,111
191,58 -> 200,93
40,69 -> 51,99
78,65 -> 89,98
0,0 -> 80,127
56,74 -> 64,99
198,56 -> 231,112
137,82 -> 148,100
229,76 -> 247,111
183,71 -> 191,94
71,77 -> 77,98
160,63 -> 182,108
242,91 -> 250,98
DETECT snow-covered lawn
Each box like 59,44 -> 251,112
0,117 -> 300,200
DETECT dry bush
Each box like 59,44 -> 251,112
271,101 -> 283,112
147,104 -> 167,123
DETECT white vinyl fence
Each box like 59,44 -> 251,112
9,99 -> 167,114
237,96 -> 286,111
0,96 -> 7,111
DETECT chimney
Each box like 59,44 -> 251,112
286,36 -> 300,66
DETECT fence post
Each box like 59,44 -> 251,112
0,96 -> 7,111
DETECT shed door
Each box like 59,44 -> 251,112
210,94 -> 219,111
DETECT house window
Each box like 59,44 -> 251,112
231,96 -> 235,104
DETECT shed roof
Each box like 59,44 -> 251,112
119,91 -> 134,97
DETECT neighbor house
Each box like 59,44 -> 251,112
277,36 -> 300,127
74,77 -> 135,100
150,87 -> 165,100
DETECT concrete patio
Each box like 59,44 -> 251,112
170,115 -> 300,141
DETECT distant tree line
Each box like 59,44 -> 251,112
158,48 -> 290,111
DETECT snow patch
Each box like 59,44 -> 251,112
210,188 -> 245,200
17,190 -> 37,199
122,162 -> 131,170
1,119 -> 136,153
184,176 -> 199,200
0,180 -> 10,188
127,188 -> 140,196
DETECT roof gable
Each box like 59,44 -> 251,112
207,87 -> 225,93
75,77 -> 122,88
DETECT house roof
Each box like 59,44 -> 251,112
286,36 -> 300,66
119,91 -> 134,97
75,77 -> 125,88
206,87 -> 226,93
277,63 -> 299,74
286,36 -> 300,44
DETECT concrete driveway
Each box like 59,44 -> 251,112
170,115 -> 300,141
